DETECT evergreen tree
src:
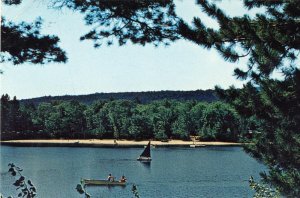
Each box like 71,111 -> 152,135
216,73 -> 300,197
1,1 -> 67,66
1,94 -> 11,133
49,0 -> 179,47
179,0 -> 299,81
177,0 -> 300,196
1,95 -> 21,131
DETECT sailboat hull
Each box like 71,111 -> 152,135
137,156 -> 152,162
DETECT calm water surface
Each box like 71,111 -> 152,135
0,146 -> 265,198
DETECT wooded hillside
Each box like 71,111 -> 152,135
20,90 -> 218,105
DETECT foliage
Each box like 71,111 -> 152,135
1,94 -> 25,134
129,113 -> 151,140
179,0 -> 299,81
1,95 -> 244,142
131,184 -> 140,198
34,100 -> 87,138
200,102 -> 240,141
217,72 -> 300,197
171,102 -> 195,140
249,176 -> 280,198
20,90 -> 218,106
2,0 -> 21,5
106,100 -> 136,139
75,181 -> 90,198
178,0 -> 300,196
6,163 -> 37,198
1,17 -> 67,65
50,0 -> 179,47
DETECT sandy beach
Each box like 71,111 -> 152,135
0,139 -> 244,147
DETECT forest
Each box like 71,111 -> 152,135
1,94 -> 255,142
19,90 -> 218,105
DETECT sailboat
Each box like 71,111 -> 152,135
137,141 -> 152,162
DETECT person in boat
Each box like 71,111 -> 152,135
107,173 -> 114,182
119,175 -> 127,183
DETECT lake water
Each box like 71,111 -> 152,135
0,146 -> 265,198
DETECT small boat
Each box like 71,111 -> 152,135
137,141 -> 152,162
190,144 -> 206,148
82,179 -> 126,186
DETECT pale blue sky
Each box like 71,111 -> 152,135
1,0 -> 262,99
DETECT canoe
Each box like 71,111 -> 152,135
82,179 -> 126,186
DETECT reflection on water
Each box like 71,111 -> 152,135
140,161 -> 151,169
0,146 -> 265,198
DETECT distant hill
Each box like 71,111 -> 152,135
20,90 -> 218,105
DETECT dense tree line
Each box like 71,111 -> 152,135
1,94 -> 250,142
20,90 -> 218,106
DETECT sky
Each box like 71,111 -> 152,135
1,0 -> 263,99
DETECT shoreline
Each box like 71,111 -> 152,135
0,139 -> 245,148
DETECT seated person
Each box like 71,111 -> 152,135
107,173 -> 114,182
119,175 -> 127,183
